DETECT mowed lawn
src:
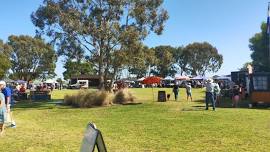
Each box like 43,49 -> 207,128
1,88 -> 270,152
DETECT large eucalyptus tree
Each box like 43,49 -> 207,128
31,0 -> 168,89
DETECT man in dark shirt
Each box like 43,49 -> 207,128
172,84 -> 179,101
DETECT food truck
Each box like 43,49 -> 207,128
250,72 -> 270,105
231,70 -> 270,105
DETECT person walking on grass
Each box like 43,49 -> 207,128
0,91 -> 6,135
214,81 -> 221,106
172,84 -> 179,101
0,81 -> 16,128
205,78 -> 216,111
232,85 -> 240,108
185,83 -> 192,102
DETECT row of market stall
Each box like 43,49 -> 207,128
3,78 -> 62,90
117,75 -> 231,88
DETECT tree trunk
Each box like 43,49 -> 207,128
98,49 -> 105,90
109,68 -> 118,92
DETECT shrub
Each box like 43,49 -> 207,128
113,89 -> 135,104
64,90 -> 113,108
64,89 -> 136,108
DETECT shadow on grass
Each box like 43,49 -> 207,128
13,99 -> 144,111
182,107 -> 206,111
121,102 -> 143,105
13,99 -> 65,111
192,97 -> 270,110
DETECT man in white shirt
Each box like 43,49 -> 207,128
205,79 -> 216,111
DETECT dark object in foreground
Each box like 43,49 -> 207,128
80,123 -> 107,152
30,91 -> 51,101
158,91 -> 166,102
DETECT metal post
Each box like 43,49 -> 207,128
268,2 -> 270,65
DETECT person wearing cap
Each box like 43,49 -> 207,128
0,81 -> 16,128
185,83 -> 192,101
205,78 -> 216,111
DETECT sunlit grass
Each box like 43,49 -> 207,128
0,88 -> 270,152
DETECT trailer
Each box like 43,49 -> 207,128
250,72 -> 270,105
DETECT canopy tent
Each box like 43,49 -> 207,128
142,76 -> 162,84
137,77 -> 145,81
175,76 -> 190,80
142,76 -> 163,101
164,76 -> 174,81
118,78 -> 137,83
214,76 -> 231,81
3,78 -> 14,83
15,80 -> 27,84
191,75 -> 206,80
45,79 -> 57,84
32,79 -> 43,85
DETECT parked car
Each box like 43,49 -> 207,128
68,83 -> 83,89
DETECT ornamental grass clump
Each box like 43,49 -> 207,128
113,89 -> 135,104
64,90 -> 113,108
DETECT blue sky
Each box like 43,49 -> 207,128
0,0 -> 269,78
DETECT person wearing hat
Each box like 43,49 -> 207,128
185,82 -> 192,101
0,81 -> 16,128
205,78 -> 216,111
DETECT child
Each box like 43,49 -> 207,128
185,83 -> 192,101
0,92 -> 6,135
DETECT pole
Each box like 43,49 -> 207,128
269,32 -> 270,65
152,86 -> 154,102
268,2 -> 270,65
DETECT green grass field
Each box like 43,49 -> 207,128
1,88 -> 270,152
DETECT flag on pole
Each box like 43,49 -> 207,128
268,3 -> 270,65
267,3 -> 270,34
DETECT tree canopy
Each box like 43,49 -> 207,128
31,0 -> 169,89
181,42 -> 223,76
8,35 -> 57,81
128,46 -> 156,78
172,46 -> 189,76
0,39 -> 11,79
63,60 -> 94,80
249,23 -> 270,72
151,45 -> 176,77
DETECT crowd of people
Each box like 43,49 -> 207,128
168,78 -> 247,111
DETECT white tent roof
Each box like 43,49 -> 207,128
137,77 -> 145,81
164,76 -> 174,81
191,75 -> 206,80
214,76 -> 231,80
175,76 -> 190,80
45,79 -> 57,83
